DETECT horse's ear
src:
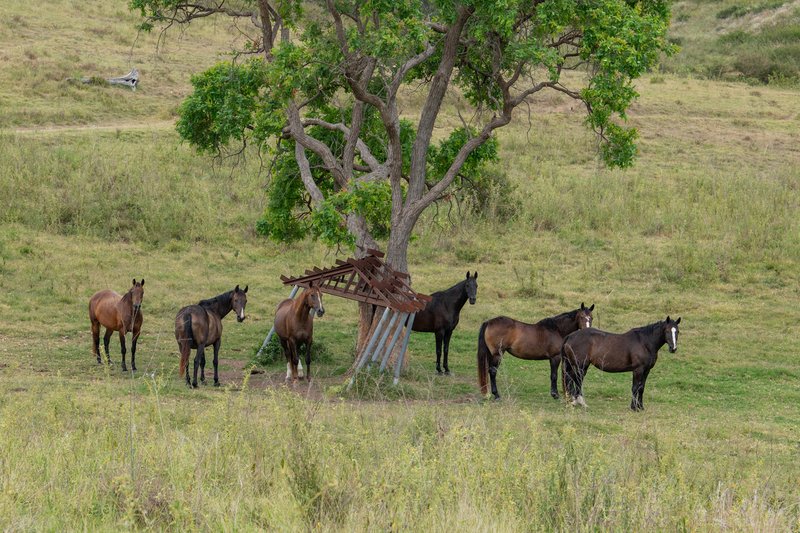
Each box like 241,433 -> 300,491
466,271 -> 470,279
235,284 -> 240,293
141,279 -> 144,286
243,285 -> 248,293
132,278 -> 136,286
589,303 -> 594,311
666,315 -> 671,323
675,317 -> 681,324
581,302 -> 586,310
474,271 -> 477,279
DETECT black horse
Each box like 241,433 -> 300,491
562,316 -> 681,411
412,271 -> 478,374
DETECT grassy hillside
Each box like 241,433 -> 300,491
1,0 -> 799,530
666,0 -> 800,83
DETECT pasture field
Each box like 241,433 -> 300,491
1,1 -> 800,530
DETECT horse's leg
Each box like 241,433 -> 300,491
488,353 -> 501,400
91,321 -> 101,363
280,339 -> 291,382
631,367 -> 648,411
103,329 -> 113,365
549,354 -> 560,399
130,328 -> 139,372
192,345 -> 204,388
435,331 -> 443,374
288,339 -> 299,383
183,347 -> 192,387
638,367 -> 651,411
571,363 -> 589,407
212,339 -> 221,387
118,330 -> 128,372
443,329 -> 453,375
304,340 -> 312,381
200,348 -> 206,384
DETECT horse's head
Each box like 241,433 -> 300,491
664,316 -> 681,353
576,302 -> 594,329
130,279 -> 145,313
465,271 -> 478,305
306,286 -> 325,318
232,284 -> 248,322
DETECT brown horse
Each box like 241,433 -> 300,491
561,316 -> 681,411
88,279 -> 145,372
175,285 -> 248,388
273,286 -> 324,383
477,303 -> 594,400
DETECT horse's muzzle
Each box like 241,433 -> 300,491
316,309 -> 325,317
237,315 -> 246,323
469,298 -> 476,305
669,346 -> 677,353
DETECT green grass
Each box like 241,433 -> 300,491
1,0 -> 800,530
665,0 -> 800,84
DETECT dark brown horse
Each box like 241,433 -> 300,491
412,271 -> 478,374
88,279 -> 144,372
561,316 -> 681,411
477,303 -> 594,400
175,285 -> 248,388
273,286 -> 324,383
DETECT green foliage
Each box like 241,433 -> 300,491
176,60 -> 267,154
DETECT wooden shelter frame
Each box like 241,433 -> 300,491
256,249 -> 430,385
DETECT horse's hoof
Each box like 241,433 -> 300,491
571,396 -> 587,408
191,382 -> 198,389
214,382 -> 221,387
444,370 -> 451,376
436,370 -> 443,375
121,367 -> 127,373
550,392 -> 560,400
492,395 -> 501,401
131,366 -> 137,372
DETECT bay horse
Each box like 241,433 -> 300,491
175,285 -> 248,388
273,286 -> 324,383
412,271 -> 478,374
477,303 -> 594,400
88,279 -> 144,372
561,316 -> 681,411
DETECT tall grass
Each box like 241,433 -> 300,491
1,379 -> 796,531
0,131 -> 266,245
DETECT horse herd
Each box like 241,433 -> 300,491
88,273 -> 681,410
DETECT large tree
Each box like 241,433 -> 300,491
132,0 -> 671,349
133,0 -> 672,267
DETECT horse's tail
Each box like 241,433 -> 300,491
178,312 -> 193,377
477,321 -> 490,396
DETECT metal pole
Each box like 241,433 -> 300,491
347,306 -> 391,390
393,313 -> 416,385
369,310 -> 400,365
256,285 -> 299,358
379,312 -> 408,372
355,306 -> 390,371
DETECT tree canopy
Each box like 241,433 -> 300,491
132,0 -> 673,271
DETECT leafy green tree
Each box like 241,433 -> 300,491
132,0 -> 672,347
132,0 -> 672,270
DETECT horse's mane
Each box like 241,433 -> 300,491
199,290 -> 233,308
430,278 -> 464,297
630,321 -> 664,335
536,309 -> 579,331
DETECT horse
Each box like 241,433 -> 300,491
88,279 -> 145,372
175,285 -> 248,388
561,316 -> 681,411
476,303 -> 594,400
273,286 -> 325,384
412,271 -> 478,374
